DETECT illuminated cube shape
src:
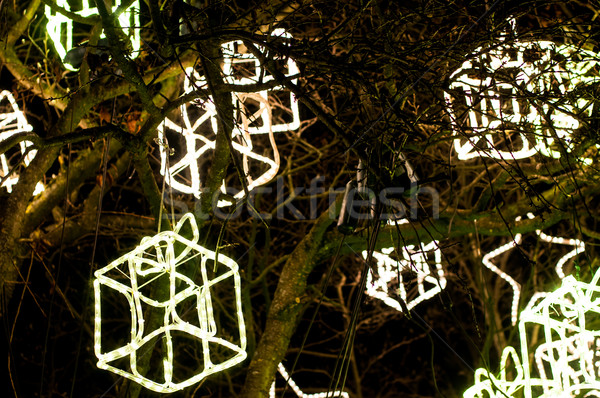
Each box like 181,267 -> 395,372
222,28 -> 301,134
45,0 -> 140,70
445,20 -> 600,163
93,213 -> 246,393
362,241 -> 445,313
157,69 -> 280,204
0,91 -> 44,195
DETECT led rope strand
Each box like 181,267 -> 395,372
270,363 -> 349,398
0,90 -> 44,195
93,213 -> 246,393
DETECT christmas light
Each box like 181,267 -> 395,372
445,19 -> 600,163
93,213 -> 246,393
222,28 -> 301,135
362,241 -> 445,313
270,363 -> 349,398
157,69 -> 280,204
0,90 -> 44,195
45,0 -> 141,70
464,267 -> 600,398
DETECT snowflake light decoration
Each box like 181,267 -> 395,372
93,213 -> 246,393
45,0 -> 140,70
0,91 -> 44,195
270,363 -> 349,398
157,68 -> 280,204
445,19 -> 600,163
222,28 -> 301,135
362,241 -> 445,313
464,267 -> 600,398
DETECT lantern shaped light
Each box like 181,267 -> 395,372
0,91 -> 44,195
45,0 -> 140,70
93,213 -> 246,393
445,19 -> 600,163
362,241 -> 445,313
270,363 -> 349,398
464,267 -> 600,398
222,28 -> 301,135
157,68 -> 280,205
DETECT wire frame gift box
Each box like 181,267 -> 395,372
157,68 -> 281,205
445,19 -> 600,163
45,0 -> 141,70
362,241 -> 446,313
464,267 -> 600,398
93,213 -> 246,393
0,90 -> 44,195
222,28 -> 301,135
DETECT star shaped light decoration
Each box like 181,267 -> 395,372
93,213 -> 246,393
270,363 -> 349,398
464,267 -> 600,398
480,213 -> 586,325
0,90 -> 44,195
445,18 -> 600,163
361,241 -> 446,313
45,0 -> 140,70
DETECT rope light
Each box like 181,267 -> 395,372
362,241 -> 445,313
222,28 -> 301,135
270,363 -> 349,398
93,213 -> 246,393
464,267 -> 600,398
157,68 -> 280,204
0,90 -> 44,195
45,0 -> 141,70
445,18 -> 600,163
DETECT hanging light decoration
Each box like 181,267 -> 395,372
0,90 -> 44,195
93,213 -> 246,393
45,0 -> 141,70
445,18 -> 600,163
270,363 -> 349,398
362,241 -> 446,313
464,267 -> 600,398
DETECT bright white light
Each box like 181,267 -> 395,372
0,90 -> 44,195
445,19 -> 600,163
222,28 -> 301,135
464,267 -> 600,398
93,213 -> 246,393
157,68 -> 280,204
45,0 -> 141,70
270,363 -> 349,398
361,241 -> 446,313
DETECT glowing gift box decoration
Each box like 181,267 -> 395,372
222,28 -> 301,135
0,91 -> 44,195
93,213 -> 247,393
445,19 -> 600,163
362,241 -> 445,313
464,268 -> 600,398
157,68 -> 280,204
270,363 -> 349,398
45,0 -> 140,70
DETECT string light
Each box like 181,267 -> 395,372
270,363 -> 349,398
0,90 -> 44,195
45,0 -> 141,70
157,68 -> 280,205
464,267 -> 600,398
93,213 -> 246,393
445,18 -> 600,163
362,241 -> 445,313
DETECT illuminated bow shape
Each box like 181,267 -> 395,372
0,90 -> 44,195
93,213 -> 246,392
463,346 -> 526,398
